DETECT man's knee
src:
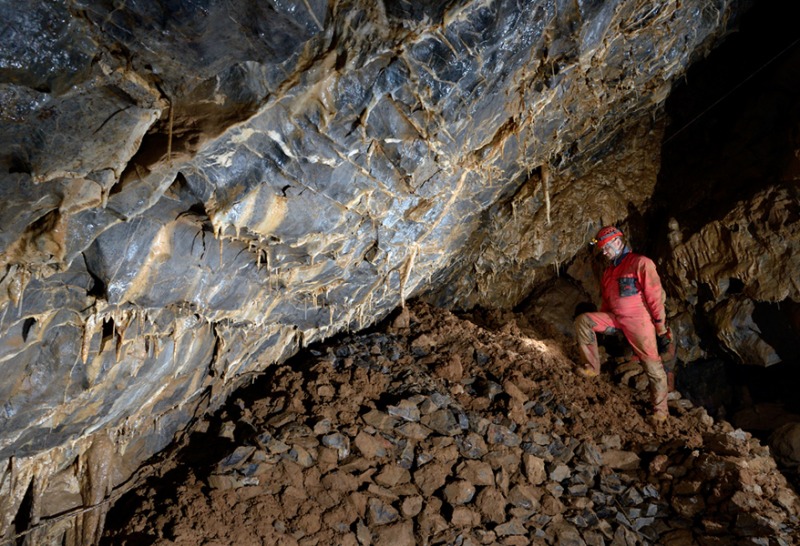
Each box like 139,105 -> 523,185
574,313 -> 595,330
641,359 -> 667,381
574,313 -> 598,345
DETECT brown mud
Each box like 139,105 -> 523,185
101,302 -> 800,545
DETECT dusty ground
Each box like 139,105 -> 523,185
101,302 -> 800,545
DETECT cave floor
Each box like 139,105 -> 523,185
101,302 -> 800,545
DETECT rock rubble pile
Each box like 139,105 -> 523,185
103,303 -> 799,545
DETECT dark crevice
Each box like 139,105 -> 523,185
13,477 -> 35,545
83,252 -> 108,300
653,1 -> 800,239
21,318 -> 36,342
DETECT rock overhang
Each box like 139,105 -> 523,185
2,0 -> 779,542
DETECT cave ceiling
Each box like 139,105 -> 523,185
1,0 -> 799,542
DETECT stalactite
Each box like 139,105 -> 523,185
541,163 -> 552,226
76,434 -> 114,546
399,245 -> 419,309
81,314 -> 99,364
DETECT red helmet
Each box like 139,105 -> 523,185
593,226 -> 623,248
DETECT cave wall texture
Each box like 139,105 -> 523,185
3,0 -> 799,543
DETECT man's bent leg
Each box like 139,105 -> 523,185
574,312 -> 619,375
641,358 -> 669,417
618,315 -> 669,417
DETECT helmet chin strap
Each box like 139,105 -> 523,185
610,243 -> 631,265
603,239 -> 626,262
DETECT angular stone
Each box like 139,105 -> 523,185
584,529 -> 607,546
487,423 -> 522,447
541,494 -> 565,516
419,393 -> 449,415
218,446 -> 256,469
451,505 -> 481,527
414,462 -> 451,497
458,431 -> 489,459
465,412 -> 490,435
570,463 -> 597,485
374,521 -> 415,546
496,465 -> 512,496
577,441 -> 603,466
322,432 -> 351,459
354,431 -> 391,459
458,460 -> 495,486
367,483 -> 401,502
363,409 -> 398,430
602,450 -> 640,470
507,484 -> 541,510
388,400 -> 421,422
313,418 -> 333,435
368,497 -> 400,526
621,486 -> 644,506
549,463 -> 571,482
485,448 -> 521,473
600,435 -> 622,450
545,482 -> 564,497
522,453 -> 547,485
391,483 -> 419,497
673,480 -> 703,495
673,495 -> 705,518
522,441 -> 550,460
402,495 -> 424,517
775,487 -> 799,515
398,440 -> 415,469
375,464 -> 411,488
547,437 -> 572,462
395,421 -> 431,441
704,429 -> 750,456
503,380 -> 528,402
444,479 -> 476,505
321,470 -> 360,493
613,525 -> 639,545
550,521 -> 584,544
476,486 -> 507,524
256,432 -> 291,454
286,445 -> 315,468
424,408 -> 461,436
356,520 -> 371,545
317,446 -> 339,474
432,438 -> 460,463
495,519 -> 526,536
567,484 -> 589,497
734,512 -> 777,536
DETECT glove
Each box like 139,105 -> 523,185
656,328 -> 672,354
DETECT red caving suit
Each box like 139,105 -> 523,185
574,248 -> 669,416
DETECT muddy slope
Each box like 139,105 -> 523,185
101,302 -> 799,545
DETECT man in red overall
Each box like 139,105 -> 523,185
574,226 -> 671,422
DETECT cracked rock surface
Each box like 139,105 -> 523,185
0,1 -> 745,542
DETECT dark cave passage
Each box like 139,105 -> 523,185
647,0 -> 800,434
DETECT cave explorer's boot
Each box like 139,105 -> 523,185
666,370 -> 681,401
642,358 -> 670,423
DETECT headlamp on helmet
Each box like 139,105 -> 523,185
590,226 -> 623,248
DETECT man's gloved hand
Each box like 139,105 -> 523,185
656,328 -> 672,354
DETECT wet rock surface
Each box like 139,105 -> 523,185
102,302 -> 800,545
